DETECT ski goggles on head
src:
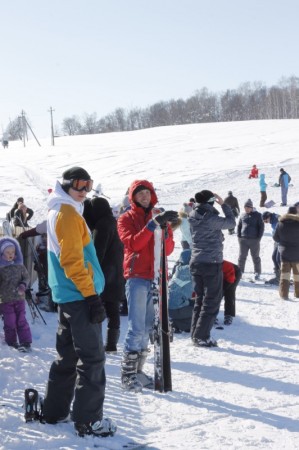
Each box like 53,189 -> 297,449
63,178 -> 94,192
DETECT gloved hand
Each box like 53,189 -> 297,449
85,295 -> 106,324
17,283 -> 27,295
154,210 -> 178,227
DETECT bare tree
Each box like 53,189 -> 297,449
62,116 -> 82,135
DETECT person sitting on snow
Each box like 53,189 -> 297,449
248,165 -> 259,179
168,249 -> 194,333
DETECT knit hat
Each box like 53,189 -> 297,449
195,190 -> 215,204
132,184 -> 150,196
62,166 -> 91,181
287,206 -> 297,214
0,241 -> 15,255
244,199 -> 253,208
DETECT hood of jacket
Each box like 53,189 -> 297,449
178,249 -> 191,265
128,179 -> 158,210
193,202 -> 220,218
83,197 -> 113,230
0,236 -> 24,266
47,180 -> 84,215
279,213 -> 299,223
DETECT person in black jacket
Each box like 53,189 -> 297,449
273,206 -> 299,300
223,190 -> 240,234
188,190 -> 235,347
6,197 -> 24,221
83,197 -> 124,352
13,203 -> 34,227
237,199 -> 264,280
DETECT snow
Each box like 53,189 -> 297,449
1,119 -> 299,450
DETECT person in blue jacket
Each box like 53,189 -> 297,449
262,211 -> 280,284
259,173 -> 267,207
279,168 -> 291,206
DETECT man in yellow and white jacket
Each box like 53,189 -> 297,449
43,166 -> 116,438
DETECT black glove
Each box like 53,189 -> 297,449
155,210 -> 179,227
85,295 -> 106,324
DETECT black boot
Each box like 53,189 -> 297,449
105,328 -> 120,353
265,269 -> 280,285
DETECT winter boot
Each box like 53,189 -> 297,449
136,349 -> 154,389
121,352 -> 143,393
265,269 -> 280,286
224,315 -> 233,325
105,328 -> 120,353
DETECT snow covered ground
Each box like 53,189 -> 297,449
0,119 -> 299,450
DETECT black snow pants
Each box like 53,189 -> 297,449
190,262 -> 223,340
43,301 -> 106,424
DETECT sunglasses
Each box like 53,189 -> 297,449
63,179 -> 94,192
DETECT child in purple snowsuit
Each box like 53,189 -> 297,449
0,237 -> 32,351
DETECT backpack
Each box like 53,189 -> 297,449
168,250 -> 193,310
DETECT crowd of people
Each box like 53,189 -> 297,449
0,163 -> 298,440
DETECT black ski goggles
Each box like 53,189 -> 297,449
63,178 -> 94,192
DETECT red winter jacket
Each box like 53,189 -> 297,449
222,260 -> 236,284
117,180 -> 175,280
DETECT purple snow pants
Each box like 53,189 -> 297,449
1,301 -> 32,346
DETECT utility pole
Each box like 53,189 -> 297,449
19,110 -> 41,147
20,110 -> 27,147
48,106 -> 55,146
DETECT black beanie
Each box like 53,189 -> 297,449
132,184 -> 149,196
62,166 -> 91,181
195,190 -> 215,204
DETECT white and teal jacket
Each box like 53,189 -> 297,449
47,181 -> 105,304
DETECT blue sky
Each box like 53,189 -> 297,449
1,0 -> 299,138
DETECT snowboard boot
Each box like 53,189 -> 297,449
136,349 -> 154,389
105,328 -> 120,353
121,352 -> 143,393
75,417 -> 117,437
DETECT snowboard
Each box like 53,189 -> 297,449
264,200 -> 275,208
152,221 -> 172,393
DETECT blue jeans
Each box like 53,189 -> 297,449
124,278 -> 154,352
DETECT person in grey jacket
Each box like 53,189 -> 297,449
188,190 -> 235,347
237,199 -> 264,279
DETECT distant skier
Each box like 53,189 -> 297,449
2,139 -> 9,149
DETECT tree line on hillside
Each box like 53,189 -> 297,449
5,76 -> 299,139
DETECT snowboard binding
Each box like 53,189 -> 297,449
24,388 -> 43,423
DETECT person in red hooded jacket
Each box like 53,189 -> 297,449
117,180 -> 177,392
